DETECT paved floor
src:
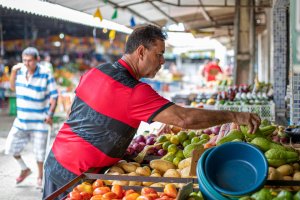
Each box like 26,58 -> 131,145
0,108 -> 51,200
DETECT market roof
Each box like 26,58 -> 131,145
45,0 -> 272,47
0,0 -> 132,34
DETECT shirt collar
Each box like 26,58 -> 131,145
118,59 -> 138,80
22,64 -> 40,76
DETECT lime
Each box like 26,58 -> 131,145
162,141 -> 172,150
197,191 -> 203,198
189,192 -> 198,197
167,144 -> 178,154
177,131 -> 188,143
157,135 -> 168,143
188,131 -> 196,140
170,135 -> 180,145
173,156 -> 182,166
200,134 -> 210,140
182,139 -> 191,147
175,149 -> 184,159
187,196 -> 202,200
162,152 -> 176,162
191,137 -> 201,144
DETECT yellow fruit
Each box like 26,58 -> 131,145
191,137 -> 201,144
168,144 -> 178,154
177,131 -> 188,144
162,141 -> 172,150
173,157 -> 182,166
170,135 -> 180,145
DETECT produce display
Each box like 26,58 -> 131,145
53,119 -> 300,200
65,180 -> 178,200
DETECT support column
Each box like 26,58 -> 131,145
290,0 -> 300,124
272,0 -> 289,117
234,0 -> 255,85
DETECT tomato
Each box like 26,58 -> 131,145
90,195 -> 103,200
93,186 -> 111,196
80,191 -> 92,200
103,192 -> 118,199
124,189 -> 135,196
163,184 -> 177,198
111,184 -> 123,198
92,179 -> 104,190
69,191 -> 82,200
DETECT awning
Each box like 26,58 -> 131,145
0,0 -> 132,34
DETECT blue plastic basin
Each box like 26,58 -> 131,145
197,148 -> 230,200
204,142 -> 268,197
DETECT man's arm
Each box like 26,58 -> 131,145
153,104 -> 261,134
9,64 -> 22,91
44,97 -> 58,125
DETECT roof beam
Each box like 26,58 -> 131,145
198,0 -> 213,22
105,0 -> 160,26
158,0 -> 271,8
150,1 -> 179,24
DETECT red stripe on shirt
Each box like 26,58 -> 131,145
52,123 -> 120,175
76,67 -> 140,128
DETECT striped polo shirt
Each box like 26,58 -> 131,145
12,63 -> 58,132
45,60 -> 173,186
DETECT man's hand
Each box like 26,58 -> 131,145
234,112 -> 261,134
12,63 -> 23,72
45,116 -> 53,126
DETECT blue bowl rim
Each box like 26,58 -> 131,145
204,142 -> 268,196
197,148 -> 230,200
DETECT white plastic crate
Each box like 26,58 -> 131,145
215,102 -> 275,122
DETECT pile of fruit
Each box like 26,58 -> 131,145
66,179 -> 178,200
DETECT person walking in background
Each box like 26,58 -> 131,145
5,47 -> 58,189
203,58 -> 223,82
43,25 -> 260,199
40,52 -> 54,73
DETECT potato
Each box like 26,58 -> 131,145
283,176 -> 293,180
178,157 -> 192,169
127,172 -> 142,186
277,164 -> 294,176
108,166 -> 125,174
129,162 -> 141,167
142,172 -> 161,186
268,169 -> 282,180
180,166 -> 191,178
116,160 -> 127,167
163,169 -> 181,178
119,163 -> 137,173
293,172 -> 300,190
112,180 -> 129,186
150,182 -> 165,187
151,169 -> 162,175
150,159 -> 176,173
136,166 -> 151,176
293,163 -> 300,171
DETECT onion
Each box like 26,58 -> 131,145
146,137 -> 155,145
203,128 -> 212,135
211,126 -> 221,135
157,149 -> 167,156
135,135 -> 146,143
132,143 -> 139,151
146,134 -> 157,139
154,144 -> 162,150
272,135 -> 280,143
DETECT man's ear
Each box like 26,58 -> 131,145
136,45 -> 145,60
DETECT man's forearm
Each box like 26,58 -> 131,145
183,108 -> 236,129
9,70 -> 17,91
48,98 -> 58,117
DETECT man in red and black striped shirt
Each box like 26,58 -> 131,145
43,25 -> 260,199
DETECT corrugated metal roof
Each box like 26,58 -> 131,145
0,0 -> 132,34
